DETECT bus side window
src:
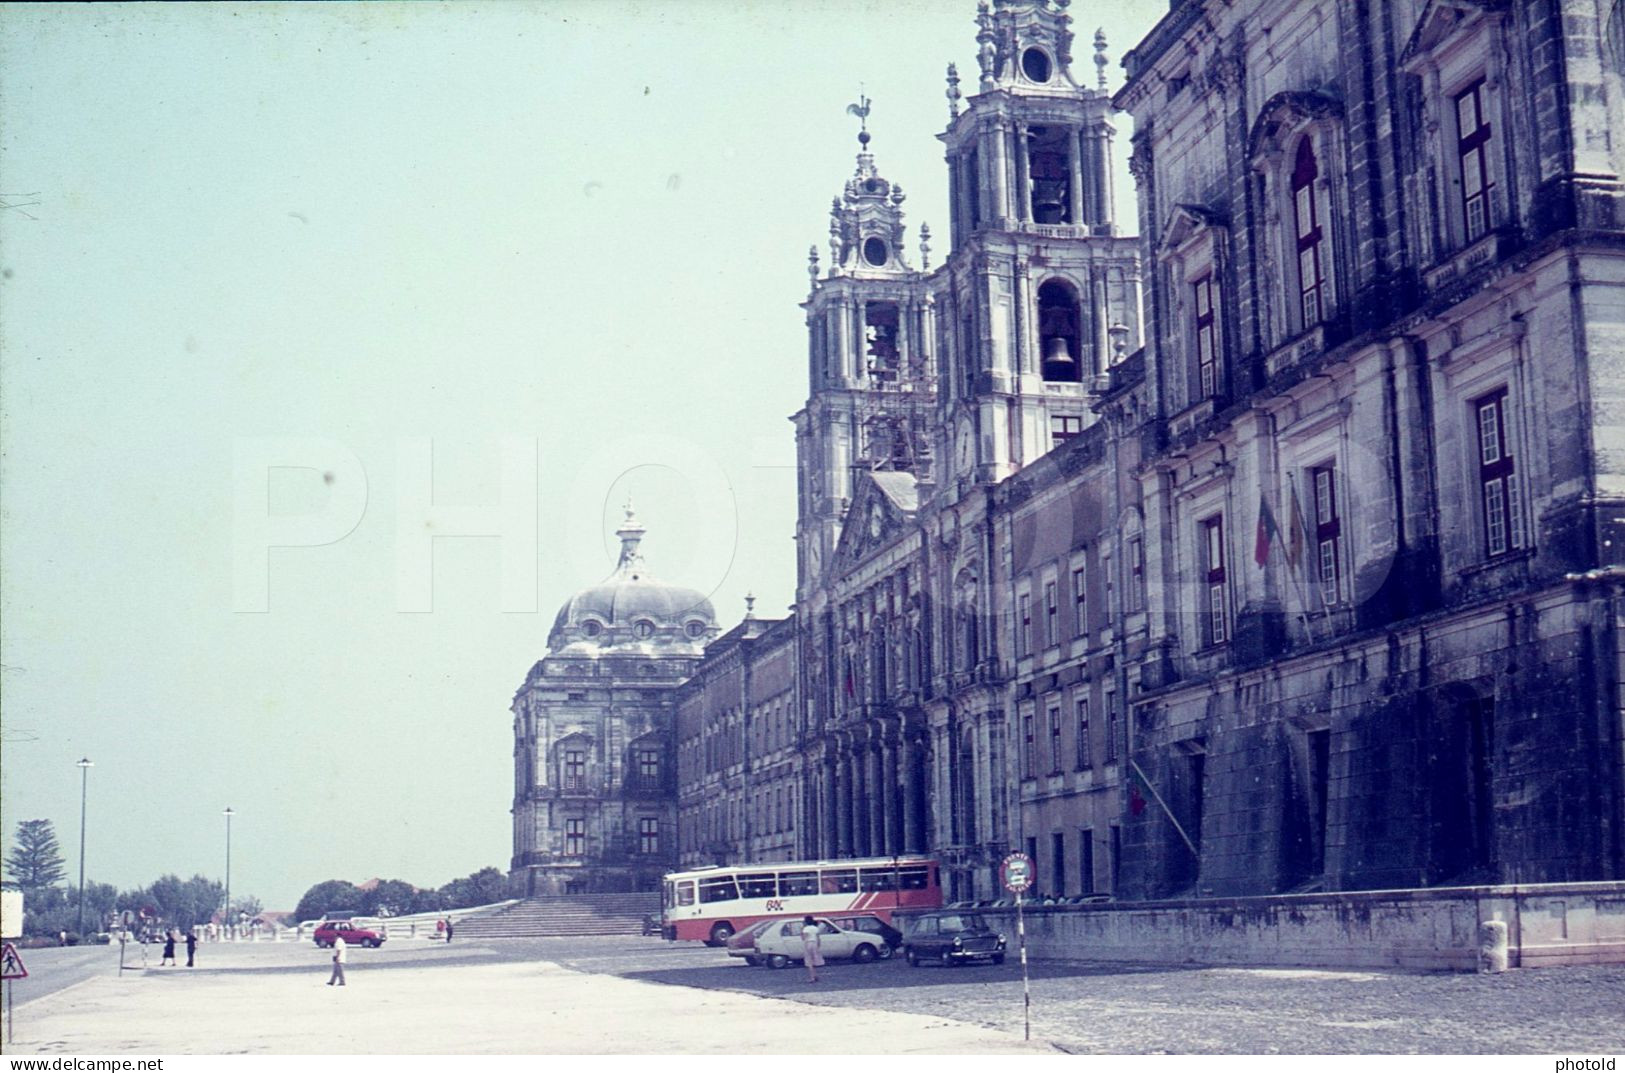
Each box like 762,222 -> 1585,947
821,869 -> 857,894
699,878 -> 738,904
677,881 -> 696,906
780,871 -> 818,896
899,867 -> 928,890
858,869 -> 898,892
738,873 -> 776,899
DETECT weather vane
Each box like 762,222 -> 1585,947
846,91 -> 872,148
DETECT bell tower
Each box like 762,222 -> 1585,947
933,0 -> 1140,491
794,100 -> 935,598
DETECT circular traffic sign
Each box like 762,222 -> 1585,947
1000,852 -> 1035,893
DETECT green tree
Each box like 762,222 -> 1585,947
360,879 -> 419,917
229,894 -> 263,921
293,879 -> 362,922
144,874 -> 224,929
438,867 -> 508,909
5,819 -> 67,889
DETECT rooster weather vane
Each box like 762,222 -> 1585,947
846,93 -> 873,148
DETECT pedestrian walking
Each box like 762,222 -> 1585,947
445,918 -> 454,943
327,933 -> 347,986
800,915 -> 824,983
185,929 -> 198,967
160,929 -> 177,966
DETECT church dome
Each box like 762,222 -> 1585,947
547,505 -> 718,652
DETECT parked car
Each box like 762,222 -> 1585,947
752,917 -> 890,968
900,911 -> 1005,966
313,920 -> 385,948
724,920 -> 780,965
828,914 -> 902,957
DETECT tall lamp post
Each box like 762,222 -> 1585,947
75,758 -> 93,935
222,807 -> 235,939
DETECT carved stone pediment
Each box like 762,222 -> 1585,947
1399,0 -> 1503,70
1159,203 -> 1228,256
832,470 -> 919,569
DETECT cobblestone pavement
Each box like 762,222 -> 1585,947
494,935 -> 1625,1054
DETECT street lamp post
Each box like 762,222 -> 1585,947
75,758 -> 93,936
222,807 -> 235,939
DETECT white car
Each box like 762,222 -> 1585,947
752,917 -> 890,968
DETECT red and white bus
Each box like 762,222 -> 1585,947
662,856 -> 942,944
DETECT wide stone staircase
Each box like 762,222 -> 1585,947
451,892 -> 662,939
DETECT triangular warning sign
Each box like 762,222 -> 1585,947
1,941 -> 27,979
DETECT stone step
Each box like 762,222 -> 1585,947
453,893 -> 661,938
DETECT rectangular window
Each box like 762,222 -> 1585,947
1018,593 -> 1033,656
565,819 -> 586,857
1052,832 -> 1067,898
1075,696 -> 1092,770
1127,536 -> 1146,612
1456,81 -> 1493,242
638,817 -> 659,855
1079,829 -> 1095,894
1476,391 -> 1525,556
1105,692 -> 1119,762
563,750 -> 586,791
1044,581 -> 1059,647
1292,141 -> 1326,326
1048,705 -> 1063,773
638,749 -> 660,781
1312,464 -> 1342,604
1051,415 -> 1083,447
1023,713 -> 1036,778
1202,515 -> 1228,646
1193,274 -> 1219,398
1103,552 -> 1115,621
1072,564 -> 1088,637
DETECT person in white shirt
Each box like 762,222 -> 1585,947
327,933 -> 347,986
799,916 -> 824,983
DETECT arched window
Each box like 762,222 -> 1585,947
1291,139 -> 1327,327
1037,278 -> 1083,382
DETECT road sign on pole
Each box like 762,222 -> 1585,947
997,853 -> 1035,1041
0,943 -> 26,980
1000,852 -> 1035,893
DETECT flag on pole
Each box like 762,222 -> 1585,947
1254,494 -> 1281,566
1286,481 -> 1307,569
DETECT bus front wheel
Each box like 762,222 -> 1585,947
707,922 -> 735,946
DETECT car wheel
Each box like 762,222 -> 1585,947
707,922 -> 735,946
906,949 -> 920,967
851,943 -> 878,964
876,942 -> 895,960
368,939 -> 381,949
767,954 -> 790,970
743,955 -> 761,966
992,952 -> 1006,965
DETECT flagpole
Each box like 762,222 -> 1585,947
1283,473 -> 1321,645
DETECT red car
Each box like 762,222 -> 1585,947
313,921 -> 385,948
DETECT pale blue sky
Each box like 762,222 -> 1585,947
0,0 -> 1161,910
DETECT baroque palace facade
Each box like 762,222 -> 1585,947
510,0 -> 1625,903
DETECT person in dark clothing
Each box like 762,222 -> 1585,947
160,929 -> 177,966
185,929 -> 198,967
445,919 -> 454,943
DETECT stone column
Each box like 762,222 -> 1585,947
867,741 -> 885,856
822,756 -> 838,857
902,736 -> 923,853
884,737 -> 903,855
1014,120 -> 1031,224
1067,126 -> 1085,229
990,120 -> 1011,226
835,749 -> 852,856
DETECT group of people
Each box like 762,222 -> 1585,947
155,928 -> 198,967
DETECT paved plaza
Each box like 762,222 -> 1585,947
6,935 -> 1625,1055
